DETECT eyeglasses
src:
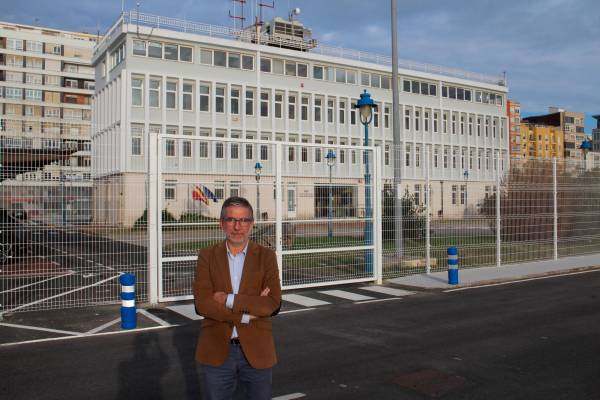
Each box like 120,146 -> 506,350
222,217 -> 254,225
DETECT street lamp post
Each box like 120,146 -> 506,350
254,162 -> 262,221
580,139 -> 592,171
326,150 -> 336,239
463,169 -> 469,210
354,90 -> 377,274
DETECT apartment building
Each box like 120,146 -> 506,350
519,122 -> 564,160
507,99 -> 520,159
0,21 -> 97,220
92,11 -> 509,225
522,107 -> 586,160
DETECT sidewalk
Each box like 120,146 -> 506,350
388,254 -> 600,289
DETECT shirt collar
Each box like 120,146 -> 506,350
226,241 -> 249,257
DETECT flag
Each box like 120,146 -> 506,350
192,185 -> 209,205
203,186 -> 219,202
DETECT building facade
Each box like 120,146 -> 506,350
507,99 -> 520,159
523,107 -> 586,160
518,122 -> 564,160
0,21 -> 97,220
92,12 -> 509,225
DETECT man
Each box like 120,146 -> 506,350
194,196 -> 282,400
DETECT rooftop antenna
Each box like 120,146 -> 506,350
288,7 -> 300,22
256,0 -> 274,27
229,0 -> 247,30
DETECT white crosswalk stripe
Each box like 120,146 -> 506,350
282,294 -> 331,307
318,289 -> 374,301
359,286 -> 415,297
167,304 -> 203,320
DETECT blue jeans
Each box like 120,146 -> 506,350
201,343 -> 272,400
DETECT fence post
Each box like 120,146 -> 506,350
374,146 -> 383,284
426,147 -> 431,274
553,157 -> 558,260
496,153 -> 501,267
275,143 -> 283,286
147,132 -> 159,304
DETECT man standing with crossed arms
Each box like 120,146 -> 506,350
194,196 -> 281,399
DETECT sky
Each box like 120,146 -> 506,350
3,0 -> 599,133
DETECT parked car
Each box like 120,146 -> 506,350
0,208 -> 31,263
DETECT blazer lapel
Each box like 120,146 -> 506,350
239,241 -> 259,293
216,242 -> 233,293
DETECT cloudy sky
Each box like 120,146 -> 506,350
3,0 -> 599,132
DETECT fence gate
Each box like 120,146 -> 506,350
150,135 -> 381,303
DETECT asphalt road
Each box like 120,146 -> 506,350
2,271 -> 599,400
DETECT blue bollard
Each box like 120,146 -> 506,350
447,247 -> 459,285
119,273 -> 136,329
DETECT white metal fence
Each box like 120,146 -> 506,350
1,133 -> 599,314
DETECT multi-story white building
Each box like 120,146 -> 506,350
0,21 -> 97,221
92,11 -> 509,226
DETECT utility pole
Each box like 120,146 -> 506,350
391,0 -> 403,256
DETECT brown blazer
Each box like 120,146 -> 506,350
194,241 -> 282,369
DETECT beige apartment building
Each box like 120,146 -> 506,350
519,122 -> 564,160
507,99 -> 520,159
0,21 -> 97,221
522,107 -> 586,160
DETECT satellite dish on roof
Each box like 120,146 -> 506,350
289,7 -> 301,21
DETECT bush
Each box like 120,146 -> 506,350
382,188 -> 426,241
179,212 -> 218,224
133,209 -> 178,229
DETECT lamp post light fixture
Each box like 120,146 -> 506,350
354,90 -> 377,274
254,162 -> 262,221
325,149 -> 336,239
580,139 -> 592,170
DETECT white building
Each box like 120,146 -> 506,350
0,21 -> 96,221
92,11 -> 509,226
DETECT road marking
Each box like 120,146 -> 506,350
279,307 -> 316,315
0,273 -> 122,316
360,286 -> 415,297
443,269 -> 600,292
167,304 -> 204,320
318,289 -> 374,301
272,393 -> 306,400
85,317 -> 121,334
0,322 -> 82,336
137,309 -> 172,327
354,297 -> 402,304
283,294 -> 331,307
0,272 -> 73,294
0,325 -> 178,347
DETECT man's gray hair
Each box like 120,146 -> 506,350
220,196 -> 254,220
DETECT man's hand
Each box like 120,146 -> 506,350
213,291 -> 228,305
248,288 -> 270,320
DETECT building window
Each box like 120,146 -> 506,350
166,139 -> 176,157
166,80 -> 177,109
199,84 -> 210,112
131,76 -> 143,107
165,184 -> 176,200
183,141 -> 192,157
460,185 -> 466,205
133,40 -> 146,56
231,143 -> 239,159
313,65 -> 324,80
405,144 -> 411,167
200,49 -> 213,64
245,89 -> 254,116
301,146 -> 308,162
245,143 -> 253,160
301,96 -> 309,121
25,89 -> 42,101
415,110 -> 420,132
385,144 -> 390,166
260,57 -> 271,72
288,146 -> 295,162
199,142 -> 209,158
242,54 -> 254,70
314,98 -> 322,122
214,50 -> 227,67
260,92 -> 269,117
260,145 -> 268,161
216,86 -> 225,113
180,46 -> 193,62
231,87 -> 240,115
228,52 -> 241,68
216,143 -> 224,159
339,100 -> 345,124
182,82 -> 193,111
275,93 -> 283,118
289,94 -> 296,120
148,41 -> 162,58
404,109 -> 410,130
452,185 -> 458,205
149,78 -> 161,108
